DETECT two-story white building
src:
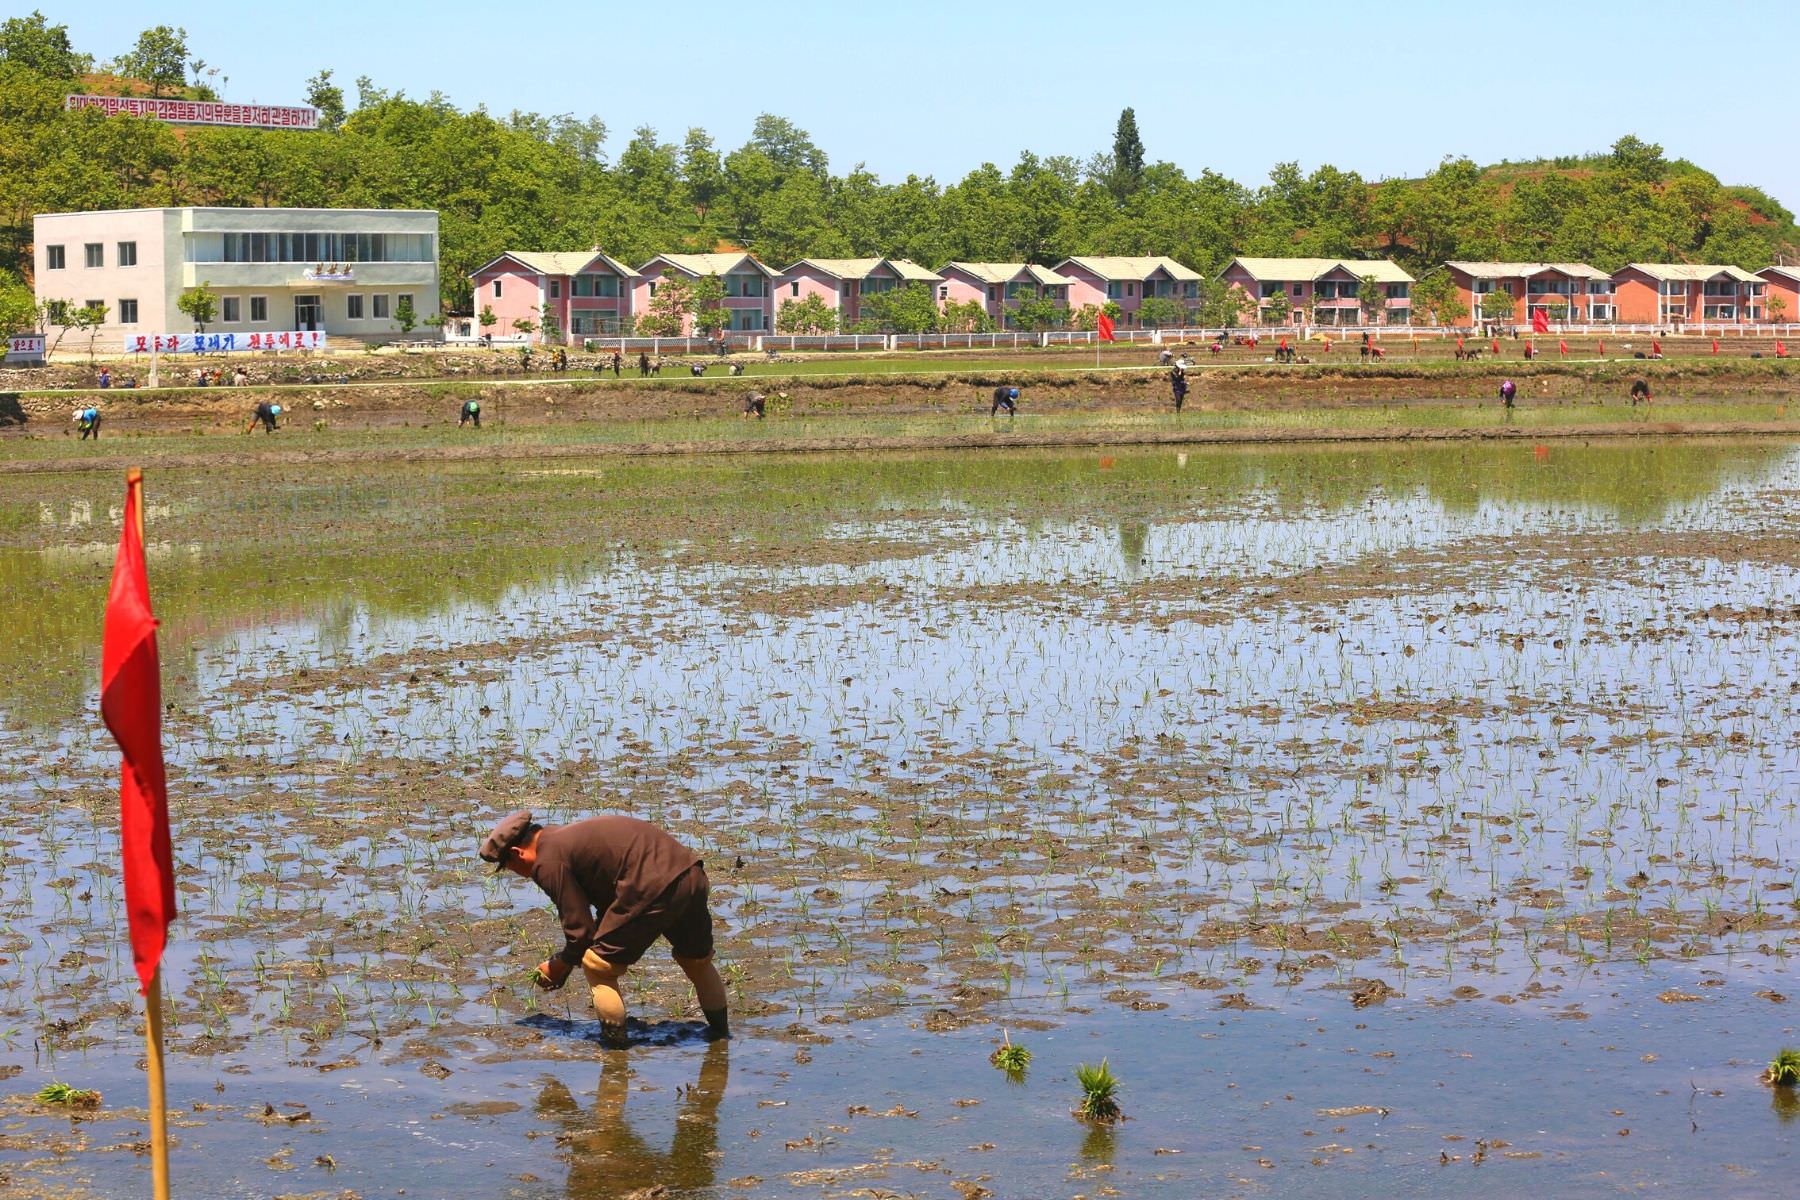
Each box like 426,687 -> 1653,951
33,207 -> 441,344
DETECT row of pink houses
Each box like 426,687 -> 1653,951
472,248 -> 1798,339
472,250 -> 1218,338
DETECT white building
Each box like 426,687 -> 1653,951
32,207 -> 440,345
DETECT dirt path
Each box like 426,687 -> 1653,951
6,419 -> 1794,475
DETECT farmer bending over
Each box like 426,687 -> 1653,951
247,401 -> 281,433
741,391 -> 767,419
482,811 -> 729,1048
1498,379 -> 1516,413
75,407 -> 102,440
1628,379 -> 1651,406
991,385 -> 1019,417
460,398 -> 482,428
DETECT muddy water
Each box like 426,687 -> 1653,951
3,438 -> 1800,1197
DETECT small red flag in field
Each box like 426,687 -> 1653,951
101,471 -> 176,996
1598,339 -> 1605,356
1533,444 -> 1550,460
1712,339 -> 1719,355
1558,340 -> 1567,357
1096,313 -> 1115,342
1652,338 -> 1662,356
1491,338 -> 1499,355
1456,336 -> 1464,351
1531,308 -> 1550,334
1777,340 -> 1788,358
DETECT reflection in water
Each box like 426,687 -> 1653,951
1115,520 -> 1149,575
534,1043 -> 729,1199
1079,1120 -> 1118,1163
1772,1085 -> 1800,1122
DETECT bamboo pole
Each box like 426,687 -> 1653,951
144,965 -> 172,1200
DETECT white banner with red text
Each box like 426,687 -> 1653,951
124,331 -> 327,354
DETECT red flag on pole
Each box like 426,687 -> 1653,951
1491,338 -> 1500,355
1651,338 -> 1662,357
1598,339 -> 1605,357
102,470 -> 175,996
1711,339 -> 1719,355
1531,307 -> 1550,334
1778,340 -> 1788,358
1096,313 -> 1115,342
1456,336 -> 1464,351
1558,339 -> 1567,357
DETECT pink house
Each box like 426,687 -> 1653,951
634,252 -> 778,334
1758,265 -> 1800,324
1051,256 -> 1202,327
1219,258 -> 1415,327
469,250 -> 640,343
775,258 -> 941,329
1613,264 -> 1765,325
935,262 -> 1074,327
1440,261 -> 1612,328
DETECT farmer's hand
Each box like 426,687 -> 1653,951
534,958 -> 571,990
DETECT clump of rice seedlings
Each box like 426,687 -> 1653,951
990,1030 -> 1031,1073
1765,1047 -> 1800,1087
1073,1058 -> 1122,1124
35,1082 -> 101,1109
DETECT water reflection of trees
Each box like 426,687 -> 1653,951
533,1043 -> 729,1199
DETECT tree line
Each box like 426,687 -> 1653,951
3,11 -> 1795,330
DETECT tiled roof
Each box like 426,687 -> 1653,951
1058,255 -> 1203,282
474,250 -> 639,278
1624,263 -> 1761,282
782,257 -> 943,283
1445,261 -> 1609,280
1228,257 -> 1414,284
649,252 -> 777,277
940,262 -> 1075,286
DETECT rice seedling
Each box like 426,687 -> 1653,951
35,1082 -> 101,1109
990,1031 -> 1031,1073
1766,1048 -> 1800,1087
1073,1059 -> 1122,1124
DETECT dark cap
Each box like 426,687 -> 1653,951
479,810 -> 535,871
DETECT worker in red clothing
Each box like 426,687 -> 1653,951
482,811 -> 729,1048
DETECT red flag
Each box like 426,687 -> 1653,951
1531,307 -> 1550,334
1598,339 -> 1604,356
1491,338 -> 1500,355
1558,339 -> 1567,357
1711,339 -> 1719,355
1779,340 -> 1788,358
1279,336 -> 1288,350
1651,338 -> 1662,356
1096,313 -> 1115,342
101,471 -> 175,996
1456,336 -> 1464,350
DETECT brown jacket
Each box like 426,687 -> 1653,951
532,816 -> 701,965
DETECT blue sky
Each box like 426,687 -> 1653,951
40,0 -> 1800,214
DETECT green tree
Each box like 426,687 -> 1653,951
1412,272 -> 1466,326
478,305 -> 497,338
1137,296 -> 1186,328
638,273 -> 692,336
536,302 -> 559,343
511,316 -> 537,337
176,281 -> 218,332
1199,281 -> 1254,328
1261,288 -> 1292,326
1768,294 -> 1788,324
681,127 -> 724,221
306,69 -> 347,132
1358,274 -> 1387,325
1110,107 -> 1144,199
1007,295 -> 1065,331
1478,286 -> 1516,325
0,11 -> 89,77
394,294 -> 417,335
858,282 -> 938,333
776,293 -> 837,334
117,26 -> 188,97
941,298 -> 994,333
0,271 -> 39,336
689,273 -> 728,336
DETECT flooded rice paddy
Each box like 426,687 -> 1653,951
2,437 -> 1800,1197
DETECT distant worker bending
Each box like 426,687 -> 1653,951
991,385 -> 1019,417
460,398 -> 482,428
247,401 -> 281,434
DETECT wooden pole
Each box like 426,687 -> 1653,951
144,965 -> 172,1200
126,467 -> 172,1200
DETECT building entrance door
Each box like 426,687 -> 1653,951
294,295 -> 322,331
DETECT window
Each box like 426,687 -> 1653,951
84,243 -> 103,268
372,295 -> 389,319
1388,306 -> 1410,324
1317,282 -> 1339,300
1703,305 -> 1736,319
347,294 -> 364,319
1661,280 -> 1686,296
117,241 -> 137,267
221,297 -> 241,323
1473,279 -> 1494,294
118,298 -> 138,324
988,286 -> 998,301
85,300 -> 103,315
493,279 -> 502,298
1386,283 -> 1409,298
1703,280 -> 1737,297
1291,283 -> 1301,296
1126,283 -> 1135,297
647,281 -> 657,297
1183,282 -> 1198,298
938,286 -> 948,301
46,244 -> 65,270
574,274 -> 619,298
198,231 -> 434,264
250,296 -> 268,322
549,279 -> 561,299
790,281 -> 800,297
1105,282 -> 1121,299
1587,280 -> 1609,294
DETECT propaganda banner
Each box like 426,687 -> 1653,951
124,331 -> 327,353
66,95 -> 319,130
